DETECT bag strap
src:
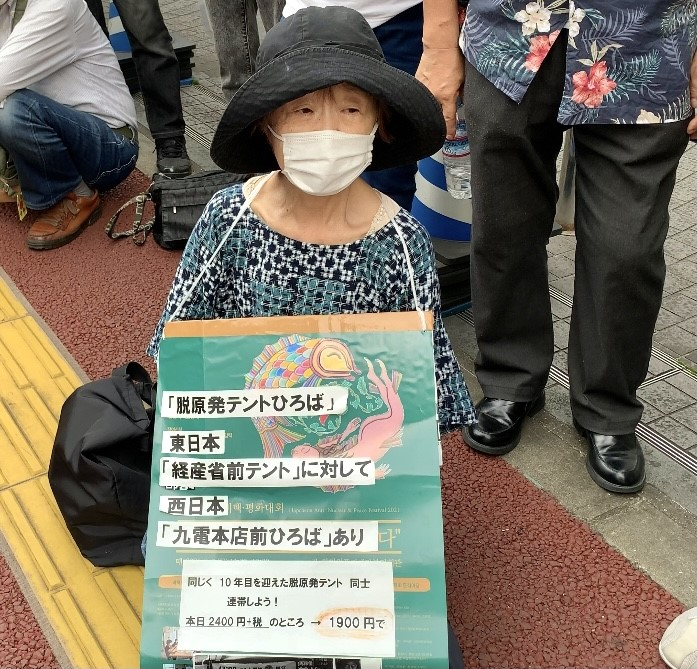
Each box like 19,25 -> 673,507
112,362 -> 155,429
105,190 -> 154,246
113,360 -> 152,386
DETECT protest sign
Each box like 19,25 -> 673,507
140,313 -> 448,669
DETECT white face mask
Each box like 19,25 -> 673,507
268,124 -> 378,196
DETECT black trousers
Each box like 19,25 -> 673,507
462,33 -> 689,434
84,0 -> 185,140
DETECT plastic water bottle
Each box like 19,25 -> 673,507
442,102 -> 471,199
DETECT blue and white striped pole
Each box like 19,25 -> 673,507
108,2 -> 130,52
412,151 -> 472,242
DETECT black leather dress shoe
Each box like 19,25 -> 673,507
573,419 -> 645,493
462,393 -> 545,455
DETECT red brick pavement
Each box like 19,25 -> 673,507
0,170 -> 682,668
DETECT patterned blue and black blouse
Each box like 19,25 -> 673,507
147,183 -> 475,434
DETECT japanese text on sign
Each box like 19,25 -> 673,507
159,458 -> 376,488
162,430 -> 226,454
158,495 -> 229,516
179,560 -> 395,657
189,656 -> 383,669
160,388 -> 348,418
156,521 -> 378,552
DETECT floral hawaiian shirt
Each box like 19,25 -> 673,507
461,0 -> 697,124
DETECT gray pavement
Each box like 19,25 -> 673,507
134,0 -> 697,606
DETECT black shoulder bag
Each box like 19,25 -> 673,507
105,170 -> 256,248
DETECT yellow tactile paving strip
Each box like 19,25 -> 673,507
0,273 -> 143,669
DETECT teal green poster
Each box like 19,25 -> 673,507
140,313 -> 448,669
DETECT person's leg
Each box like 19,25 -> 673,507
0,90 -> 137,209
113,0 -> 184,140
458,31 -> 570,455
257,0 -> 284,31
204,0 -> 260,101
0,90 -> 138,249
362,2 -> 423,210
114,0 -> 190,175
83,0 -> 108,36
462,36 -> 567,403
569,120 -> 690,434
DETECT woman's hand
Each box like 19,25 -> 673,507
416,46 -> 465,139
417,0 -> 465,139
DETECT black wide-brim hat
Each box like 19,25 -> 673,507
210,5 -> 446,174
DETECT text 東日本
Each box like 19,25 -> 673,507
162,430 -> 226,454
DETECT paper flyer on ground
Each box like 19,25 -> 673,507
140,313 -> 449,669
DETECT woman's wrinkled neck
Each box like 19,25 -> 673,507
252,173 -> 381,245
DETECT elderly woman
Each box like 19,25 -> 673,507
148,5 -> 474,435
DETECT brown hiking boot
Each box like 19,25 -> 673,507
26,191 -> 101,250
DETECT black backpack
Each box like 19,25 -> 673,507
48,362 -> 155,567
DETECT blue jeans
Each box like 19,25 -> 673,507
203,0 -> 284,101
84,0 -> 185,140
0,90 -> 138,210
362,2 -> 424,211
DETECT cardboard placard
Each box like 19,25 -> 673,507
140,313 -> 448,669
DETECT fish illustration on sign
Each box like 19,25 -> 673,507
244,335 -> 359,458
291,358 -> 405,493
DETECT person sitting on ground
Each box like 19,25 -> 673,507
0,0 -> 138,250
147,5 -> 475,436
